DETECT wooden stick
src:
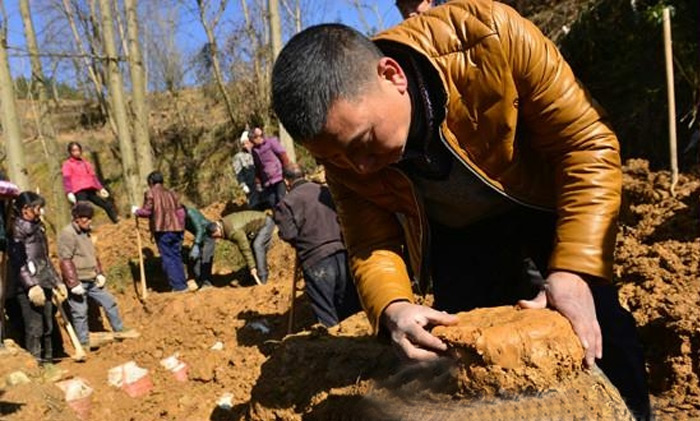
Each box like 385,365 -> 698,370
135,218 -> 148,300
52,293 -> 87,362
663,7 -> 678,196
287,256 -> 300,335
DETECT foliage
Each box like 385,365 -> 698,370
13,76 -> 84,100
560,0 -> 699,168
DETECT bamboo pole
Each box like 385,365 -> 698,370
663,7 -> 678,196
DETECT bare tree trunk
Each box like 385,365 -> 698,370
61,0 -> 118,135
196,0 -> 237,128
98,0 -> 139,204
0,1 -> 29,189
269,0 -> 296,162
241,0 -> 265,101
19,0 -> 69,227
125,0 -> 154,188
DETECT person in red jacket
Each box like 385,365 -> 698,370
61,142 -> 119,223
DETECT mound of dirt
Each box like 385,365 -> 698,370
433,306 -> 584,397
0,340 -> 73,421
616,159 -> 700,417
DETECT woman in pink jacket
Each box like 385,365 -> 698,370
61,142 -> 119,223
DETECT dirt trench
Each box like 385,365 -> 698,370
1,159 -> 699,420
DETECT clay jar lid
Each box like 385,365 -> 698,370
432,306 -> 585,397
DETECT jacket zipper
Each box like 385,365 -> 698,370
437,128 -> 553,213
388,166 -> 430,295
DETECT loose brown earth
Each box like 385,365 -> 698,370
1,159 -> 699,420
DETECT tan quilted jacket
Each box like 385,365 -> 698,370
325,0 -> 622,331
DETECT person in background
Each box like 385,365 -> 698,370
184,206 -> 215,289
58,202 -> 135,349
233,130 -> 261,209
61,141 -> 119,223
395,0 -> 447,18
132,171 -> 188,292
274,167 -> 360,327
0,172 -> 19,348
250,127 -> 291,209
8,192 -> 66,363
206,210 -> 274,285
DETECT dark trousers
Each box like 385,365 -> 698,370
193,236 -> 215,286
252,216 -> 275,282
76,189 -> 119,223
429,208 -> 651,420
16,288 -> 54,363
302,251 -> 361,327
155,231 -> 187,291
258,181 -> 287,210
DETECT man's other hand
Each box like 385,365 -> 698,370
381,301 -> 458,361
518,271 -> 602,368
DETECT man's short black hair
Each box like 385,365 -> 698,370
272,24 -> 384,143
283,166 -> 305,182
205,222 -> 219,236
147,171 -> 164,186
71,201 -> 95,219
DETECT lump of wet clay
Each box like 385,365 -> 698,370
432,306 -> 584,397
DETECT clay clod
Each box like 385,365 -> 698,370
433,306 -> 584,397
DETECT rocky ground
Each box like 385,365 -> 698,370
1,159 -> 699,420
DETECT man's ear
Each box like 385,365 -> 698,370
377,57 -> 408,94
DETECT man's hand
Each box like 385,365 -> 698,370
99,188 -> 110,198
518,271 -> 601,367
381,301 -> 459,361
189,245 -> 201,260
67,193 -> 77,204
95,274 -> 107,288
28,285 -> 45,307
131,205 -> 139,215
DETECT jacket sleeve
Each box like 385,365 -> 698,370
193,219 -> 206,246
327,170 -> 414,332
61,161 -> 73,193
231,229 -> 256,269
9,226 -> 36,290
270,138 -> 291,167
495,4 -> 621,280
87,161 -> 104,190
57,228 -> 79,287
135,190 -> 153,218
273,201 -> 298,244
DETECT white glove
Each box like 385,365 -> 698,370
241,183 -> 250,194
71,284 -> 86,296
95,274 -> 107,288
131,205 -> 139,215
28,285 -> 46,307
67,192 -> 77,204
99,188 -> 110,198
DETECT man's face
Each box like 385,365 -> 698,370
251,128 -> 265,146
304,57 -> 411,175
397,0 -> 433,18
211,227 -> 223,239
75,216 -> 92,231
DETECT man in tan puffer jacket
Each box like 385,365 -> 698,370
271,1 -> 650,418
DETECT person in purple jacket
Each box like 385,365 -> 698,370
250,127 -> 292,209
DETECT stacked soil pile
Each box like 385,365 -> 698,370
0,340 -> 73,420
616,159 -> 700,417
